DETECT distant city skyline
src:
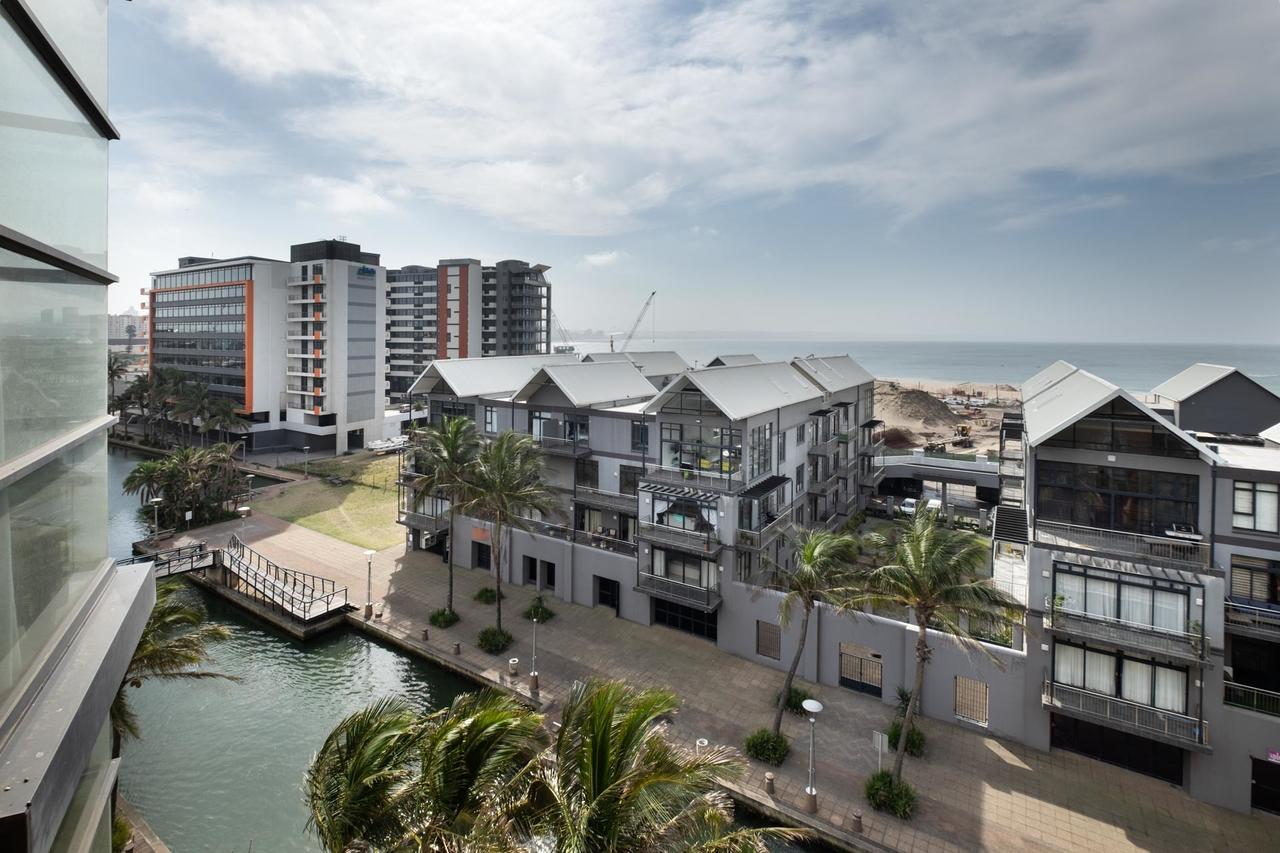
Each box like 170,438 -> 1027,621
107,1 -> 1280,343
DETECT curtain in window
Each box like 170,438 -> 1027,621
1153,590 -> 1188,632
1056,573 -> 1085,612
1086,579 -> 1117,619
1154,668 -> 1186,713
1054,644 -> 1084,687
652,549 -> 666,578
1085,650 -> 1115,695
1119,585 -> 1151,625
1122,659 -> 1152,705
1233,484 -> 1254,527
1258,484 -> 1279,533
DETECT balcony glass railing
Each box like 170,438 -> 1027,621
737,510 -> 792,550
1042,679 -> 1208,748
637,520 -> 721,554
636,570 -> 720,609
572,486 -> 638,511
644,463 -> 745,492
1033,520 -> 1210,571
1224,682 -> 1280,718
531,433 -> 590,455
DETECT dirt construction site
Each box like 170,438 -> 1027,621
875,378 -> 1021,456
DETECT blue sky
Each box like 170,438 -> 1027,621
105,1 -> 1280,343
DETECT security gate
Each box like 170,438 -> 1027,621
839,644 -> 883,697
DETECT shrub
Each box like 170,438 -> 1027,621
894,686 -> 914,718
887,719 -> 926,757
865,770 -> 916,819
473,587 -> 503,604
476,627 -> 513,654
743,729 -> 790,765
775,685 -> 813,715
523,595 -> 555,622
428,608 -> 459,628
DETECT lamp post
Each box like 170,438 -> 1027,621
802,698 -> 824,814
246,473 -> 256,499
363,549 -> 376,619
529,615 -> 539,693
302,445 -> 311,478
148,497 -> 163,539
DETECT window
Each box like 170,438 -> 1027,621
795,423 -> 806,446
575,458 -> 599,489
1231,556 -> 1280,604
954,677 -> 989,725
1234,481 -> 1279,533
1041,398 -> 1198,458
735,549 -> 754,583
749,423 -> 773,479
1053,640 -> 1186,713
1035,460 -> 1198,535
483,405 -> 497,434
778,433 -> 786,463
652,549 -> 713,588
795,463 -> 805,491
631,420 -> 649,452
619,465 -> 642,496
1053,562 -> 1192,634
756,621 -> 781,660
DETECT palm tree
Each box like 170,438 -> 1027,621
174,382 -> 211,446
841,510 -> 1023,783
462,432 -> 558,633
107,352 -> 129,421
533,680 -> 804,852
305,691 -> 545,852
122,460 -> 165,506
202,398 -> 251,449
112,580 -> 235,752
769,528 -> 860,738
409,418 -> 480,616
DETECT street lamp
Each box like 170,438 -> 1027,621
802,698 -> 824,814
529,615 -> 539,694
246,473 -> 256,499
148,497 -> 163,538
363,549 -> 376,619
302,445 -> 311,478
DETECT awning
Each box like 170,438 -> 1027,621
860,418 -> 884,428
810,407 -> 835,416
740,474 -> 789,501
832,401 -> 853,408
638,482 -> 719,504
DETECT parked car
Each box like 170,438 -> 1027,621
899,497 -> 919,515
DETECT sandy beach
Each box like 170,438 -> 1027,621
874,377 -> 1020,455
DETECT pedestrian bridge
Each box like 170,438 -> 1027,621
878,450 -> 1000,489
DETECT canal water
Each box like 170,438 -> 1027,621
108,446 -> 816,852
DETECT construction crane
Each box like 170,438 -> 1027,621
611,290 -> 656,352
549,310 -> 576,354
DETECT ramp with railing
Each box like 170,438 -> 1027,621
221,534 -> 351,624
120,542 -> 216,578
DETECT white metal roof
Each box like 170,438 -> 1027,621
1151,363 -> 1238,402
1263,421 -> 1280,447
1021,360 -> 1079,401
706,354 -> 762,367
582,350 -> 690,377
513,361 -> 656,408
790,354 -> 875,393
1211,442 -> 1280,473
643,361 -> 823,421
1020,362 -> 1220,462
407,353 -> 579,398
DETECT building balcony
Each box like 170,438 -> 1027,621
858,438 -> 886,457
288,312 -> 328,321
397,510 -> 447,533
287,386 -> 324,395
861,465 -> 886,488
1224,601 -> 1280,642
532,434 -> 591,457
287,293 -> 326,304
636,570 -> 721,611
286,368 -> 327,378
1224,682 -> 1280,718
642,463 -> 749,494
1042,679 -> 1210,751
637,520 -> 723,557
806,470 -> 837,495
1043,603 -> 1205,664
287,274 -> 325,284
286,332 -> 327,341
809,434 -> 837,455
572,486 -> 638,513
736,510 -> 792,551
286,348 -> 325,357
1033,520 -> 1211,573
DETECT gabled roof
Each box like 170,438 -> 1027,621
1021,360 -> 1079,401
1020,362 -> 1220,462
513,361 -> 656,408
407,354 -> 579,398
643,362 -> 823,421
790,355 -> 874,394
1262,421 -> 1280,447
706,354 -> 761,367
1151,363 -> 1240,402
582,350 -> 690,378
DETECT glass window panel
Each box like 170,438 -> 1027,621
0,13 -> 108,267
0,251 -> 107,463
1085,650 -> 1115,695
1153,589 -> 1187,632
1056,572 -> 1085,612
1054,644 -> 1083,686
1257,484 -> 1279,533
1086,579 -> 1117,619
0,439 -> 107,708
1154,667 -> 1186,713
1121,659 -> 1152,705
1120,584 -> 1151,625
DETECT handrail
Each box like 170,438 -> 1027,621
1224,682 -> 1280,717
637,570 -> 720,608
223,535 -> 348,622
737,510 -> 792,549
1044,598 -> 1203,659
637,519 -> 720,553
1043,678 -> 1208,746
643,463 -> 743,492
1224,600 -> 1280,636
1034,520 -> 1210,570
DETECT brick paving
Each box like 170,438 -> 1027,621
166,513 -> 1277,852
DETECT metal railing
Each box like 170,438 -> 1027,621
1224,601 -> 1280,640
637,520 -> 722,554
1043,599 -> 1204,662
1042,679 -> 1208,747
397,509 -> 447,532
118,542 -> 213,578
1224,682 -> 1280,718
572,485 -> 638,512
287,274 -> 324,284
1033,520 -> 1211,571
223,535 -> 348,622
531,434 -> 591,455
737,510 -> 792,550
643,463 -> 745,493
637,570 -> 720,609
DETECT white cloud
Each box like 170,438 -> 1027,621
582,250 -> 623,267
993,194 -> 1128,232
149,0 -> 1280,234
297,175 -> 397,217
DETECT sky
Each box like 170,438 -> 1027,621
105,0 -> 1280,343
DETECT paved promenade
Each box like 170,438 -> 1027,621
168,514 -> 1275,852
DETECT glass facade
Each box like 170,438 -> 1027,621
1035,460 -> 1199,534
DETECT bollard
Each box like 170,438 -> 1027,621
852,811 -> 864,833
764,772 -> 775,796
421,628 -> 429,641
529,672 -> 539,693
508,657 -> 519,676
452,642 -> 461,655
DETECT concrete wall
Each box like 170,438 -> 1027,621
1177,373 -> 1280,436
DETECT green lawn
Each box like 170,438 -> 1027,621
254,474 -> 402,551
282,451 -> 403,491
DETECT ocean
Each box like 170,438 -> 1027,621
567,338 -> 1280,394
